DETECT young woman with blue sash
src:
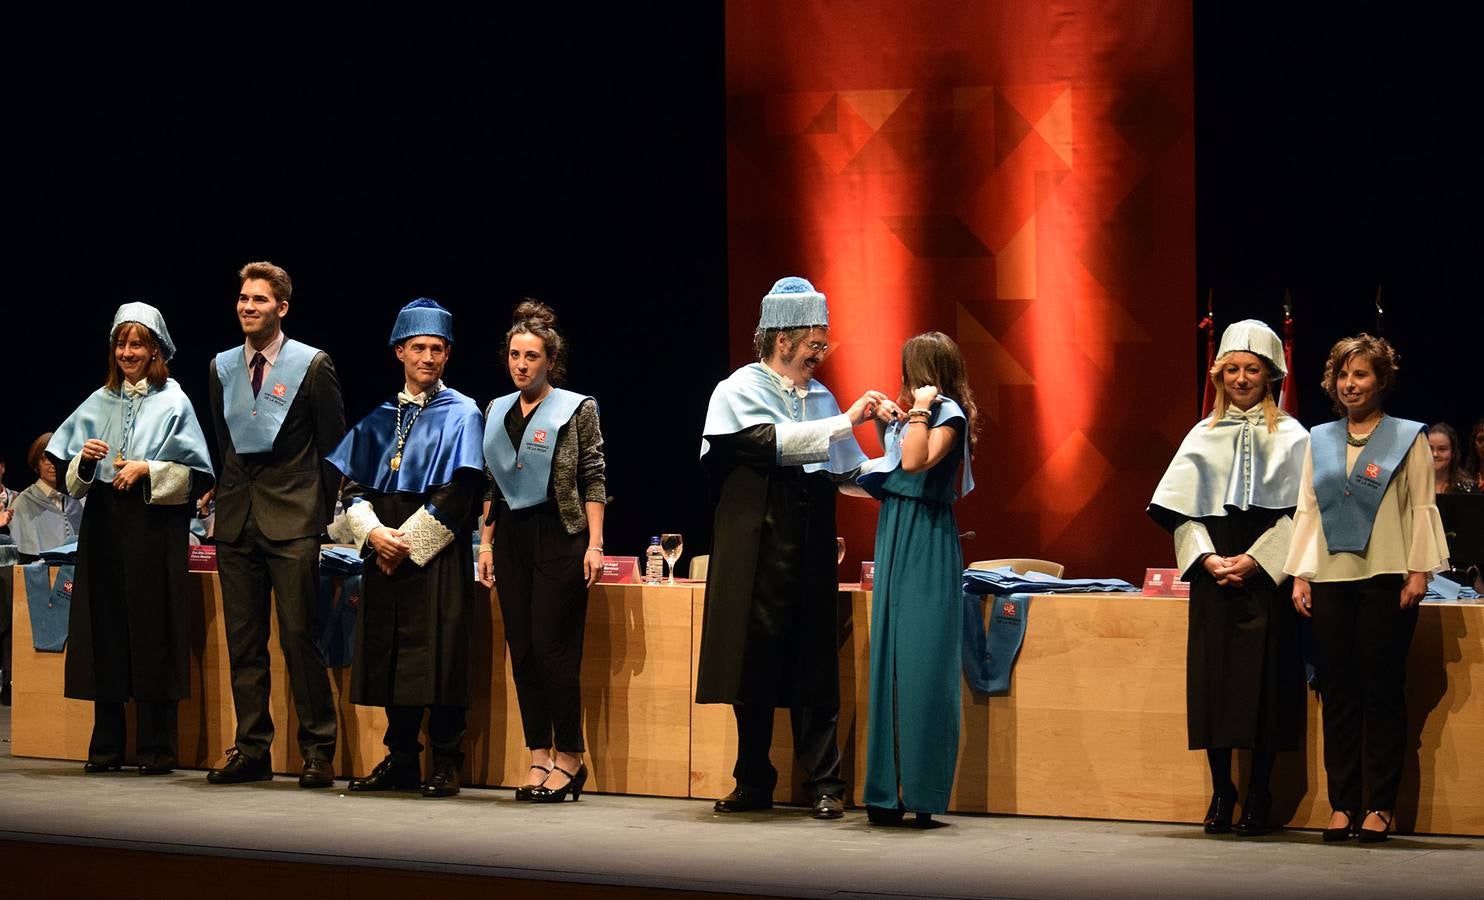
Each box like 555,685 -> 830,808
478,301 -> 606,803
857,332 -> 977,827
45,303 -> 214,775
1285,335 -> 1449,842
1148,321 -> 1309,837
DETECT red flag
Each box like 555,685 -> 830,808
1199,289 -> 1216,417
1279,305 -> 1299,418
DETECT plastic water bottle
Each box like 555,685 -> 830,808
645,536 -> 664,585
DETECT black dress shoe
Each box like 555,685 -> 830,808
1203,786 -> 1237,834
138,761 -> 176,776
1323,810 -> 1360,843
514,765 -> 551,801
348,755 -> 421,793
207,748 -> 273,784
82,761 -> 122,774
1357,810 -> 1393,844
812,793 -> 845,820
299,757 -> 335,789
713,786 -> 773,813
1234,794 -> 1272,837
422,764 -> 461,798
531,763 -> 587,803
866,805 -> 905,826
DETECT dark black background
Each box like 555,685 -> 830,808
6,5 -> 1480,560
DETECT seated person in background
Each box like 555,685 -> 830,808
1463,417 -> 1484,492
1428,423 -> 1478,494
0,453 -> 17,543
7,432 -> 85,561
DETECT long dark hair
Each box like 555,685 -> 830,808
1430,422 -> 1464,490
901,331 -> 979,455
505,299 -> 567,386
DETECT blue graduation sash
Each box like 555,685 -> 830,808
23,562 -> 72,652
216,339 -> 319,454
1311,417 -> 1424,553
856,397 -> 975,500
483,389 -> 590,510
961,591 -> 1029,696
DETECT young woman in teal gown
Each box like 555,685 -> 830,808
858,332 -> 978,826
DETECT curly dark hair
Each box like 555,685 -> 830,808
505,299 -> 567,386
1320,333 -> 1398,415
901,331 -> 981,456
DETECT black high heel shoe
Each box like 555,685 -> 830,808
515,764 -> 551,802
1203,786 -> 1237,834
1234,793 -> 1271,837
866,805 -> 905,826
530,763 -> 587,803
1357,810 -> 1393,844
1322,810 -> 1360,843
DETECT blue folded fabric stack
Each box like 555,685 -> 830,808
1424,574 -> 1481,601
38,541 -> 79,565
962,566 -> 1138,596
319,546 -> 364,576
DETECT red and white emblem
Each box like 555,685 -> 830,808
1001,602 -> 1017,617
63,580 -> 75,594
1364,462 -> 1381,479
533,430 -> 548,444
272,383 -> 287,397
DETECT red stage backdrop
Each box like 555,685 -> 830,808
726,0 -> 1195,581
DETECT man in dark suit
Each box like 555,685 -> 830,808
205,261 -> 344,788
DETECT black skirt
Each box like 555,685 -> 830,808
1185,509 -> 1305,751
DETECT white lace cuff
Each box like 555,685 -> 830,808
145,461 -> 191,506
775,414 -> 850,466
339,500 -> 383,552
399,506 -> 455,567
1173,519 -> 1216,580
1247,515 -> 1294,583
66,453 -> 96,498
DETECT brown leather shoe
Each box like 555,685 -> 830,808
299,757 -> 335,789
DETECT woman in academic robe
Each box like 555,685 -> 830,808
478,300 -> 606,803
1285,334 -> 1448,843
7,432 -> 84,561
46,303 -> 214,774
1148,320 -> 1309,837
857,332 -> 976,827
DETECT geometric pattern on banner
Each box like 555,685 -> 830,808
727,0 -> 1195,581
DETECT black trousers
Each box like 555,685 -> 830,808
733,702 -> 845,799
90,700 -> 178,766
384,704 -> 468,767
1310,574 -> 1417,811
217,514 -> 337,762
494,502 -> 589,753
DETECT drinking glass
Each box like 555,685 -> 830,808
660,533 -> 684,585
836,536 -> 846,566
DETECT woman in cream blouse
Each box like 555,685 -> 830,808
1285,334 -> 1449,843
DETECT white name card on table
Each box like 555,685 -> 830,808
600,556 -> 640,584
860,561 -> 875,590
188,545 -> 218,573
1142,567 -> 1189,598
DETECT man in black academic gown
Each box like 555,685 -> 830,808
327,298 -> 487,798
696,276 -> 886,820
207,261 -> 344,788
